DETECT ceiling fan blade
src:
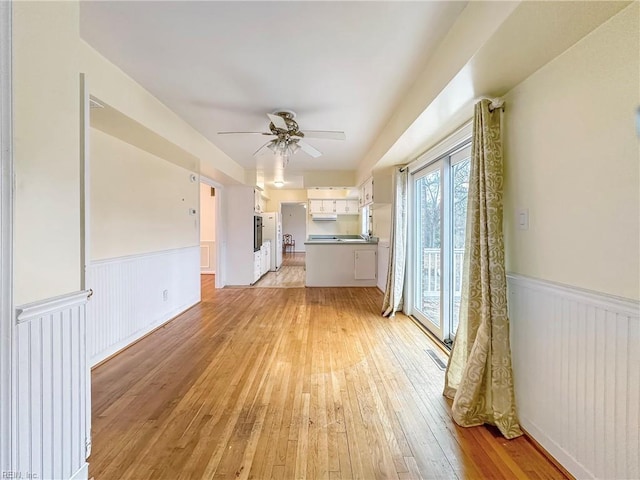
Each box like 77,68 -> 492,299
298,140 -> 322,158
301,130 -> 346,141
253,140 -> 276,157
267,113 -> 289,130
217,131 -> 273,135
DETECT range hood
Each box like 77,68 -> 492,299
311,213 -> 338,221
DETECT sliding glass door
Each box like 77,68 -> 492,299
411,143 -> 471,344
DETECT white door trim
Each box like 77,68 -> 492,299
199,176 -> 225,288
0,1 -> 13,473
79,74 -> 93,461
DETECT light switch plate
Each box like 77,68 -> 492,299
517,208 -> 529,230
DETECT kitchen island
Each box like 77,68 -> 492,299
305,235 -> 378,287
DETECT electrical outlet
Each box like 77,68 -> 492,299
163,289 -> 168,301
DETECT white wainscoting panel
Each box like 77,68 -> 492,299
15,291 -> 90,480
200,241 -> 216,274
508,274 -> 639,480
88,246 -> 200,366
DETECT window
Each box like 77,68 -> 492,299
409,142 -> 471,344
361,204 -> 371,236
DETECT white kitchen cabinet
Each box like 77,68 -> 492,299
309,199 -> 336,213
360,177 -> 373,206
334,199 -> 359,215
354,250 -> 377,279
306,243 -> 378,286
253,250 -> 261,283
261,241 -> 271,276
254,189 -> 266,213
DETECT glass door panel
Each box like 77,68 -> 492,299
413,165 -> 442,337
450,146 -> 471,337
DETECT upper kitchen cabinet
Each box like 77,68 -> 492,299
359,177 -> 373,207
254,188 -> 267,214
309,199 -> 336,214
335,199 -> 359,215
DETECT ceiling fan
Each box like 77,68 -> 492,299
218,110 -> 346,167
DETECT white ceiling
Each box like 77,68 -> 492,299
80,1 -> 467,181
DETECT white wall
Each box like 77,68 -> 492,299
503,2 -> 639,301
13,1 -> 81,306
90,128 -> 199,260
282,204 -> 307,253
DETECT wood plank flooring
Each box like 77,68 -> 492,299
282,252 -> 305,267
254,253 -> 305,288
89,276 -> 567,480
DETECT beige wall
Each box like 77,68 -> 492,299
503,3 -> 639,300
372,204 -> 392,242
265,189 -> 308,213
307,216 -> 360,237
90,128 -> 199,260
200,183 -> 216,242
13,2 -> 81,305
80,41 -> 246,186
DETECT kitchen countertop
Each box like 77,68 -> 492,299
304,235 -> 378,245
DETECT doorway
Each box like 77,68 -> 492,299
410,143 -> 471,344
281,202 -> 307,254
200,177 -> 225,288
199,183 -> 217,275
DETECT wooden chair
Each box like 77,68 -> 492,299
283,234 -> 295,254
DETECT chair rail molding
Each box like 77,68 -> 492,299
507,272 -> 639,480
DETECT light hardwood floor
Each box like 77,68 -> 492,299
89,276 -> 567,480
254,252 -> 305,288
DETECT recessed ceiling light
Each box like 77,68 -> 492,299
273,180 -> 285,188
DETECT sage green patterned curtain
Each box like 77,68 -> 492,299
382,167 -> 408,317
443,99 -> 522,439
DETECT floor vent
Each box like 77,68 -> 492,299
426,349 -> 446,370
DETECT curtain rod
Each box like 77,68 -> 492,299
488,98 -> 505,112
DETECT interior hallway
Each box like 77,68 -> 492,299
89,275 -> 566,480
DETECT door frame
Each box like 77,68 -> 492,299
200,176 -> 225,288
410,160 -> 447,340
0,1 -> 13,472
405,121 -> 472,343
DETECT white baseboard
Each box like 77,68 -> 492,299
69,462 -> 89,480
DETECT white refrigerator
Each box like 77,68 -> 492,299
261,212 -> 282,271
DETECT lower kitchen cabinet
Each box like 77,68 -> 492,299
305,243 -> 377,286
354,250 -> 377,279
